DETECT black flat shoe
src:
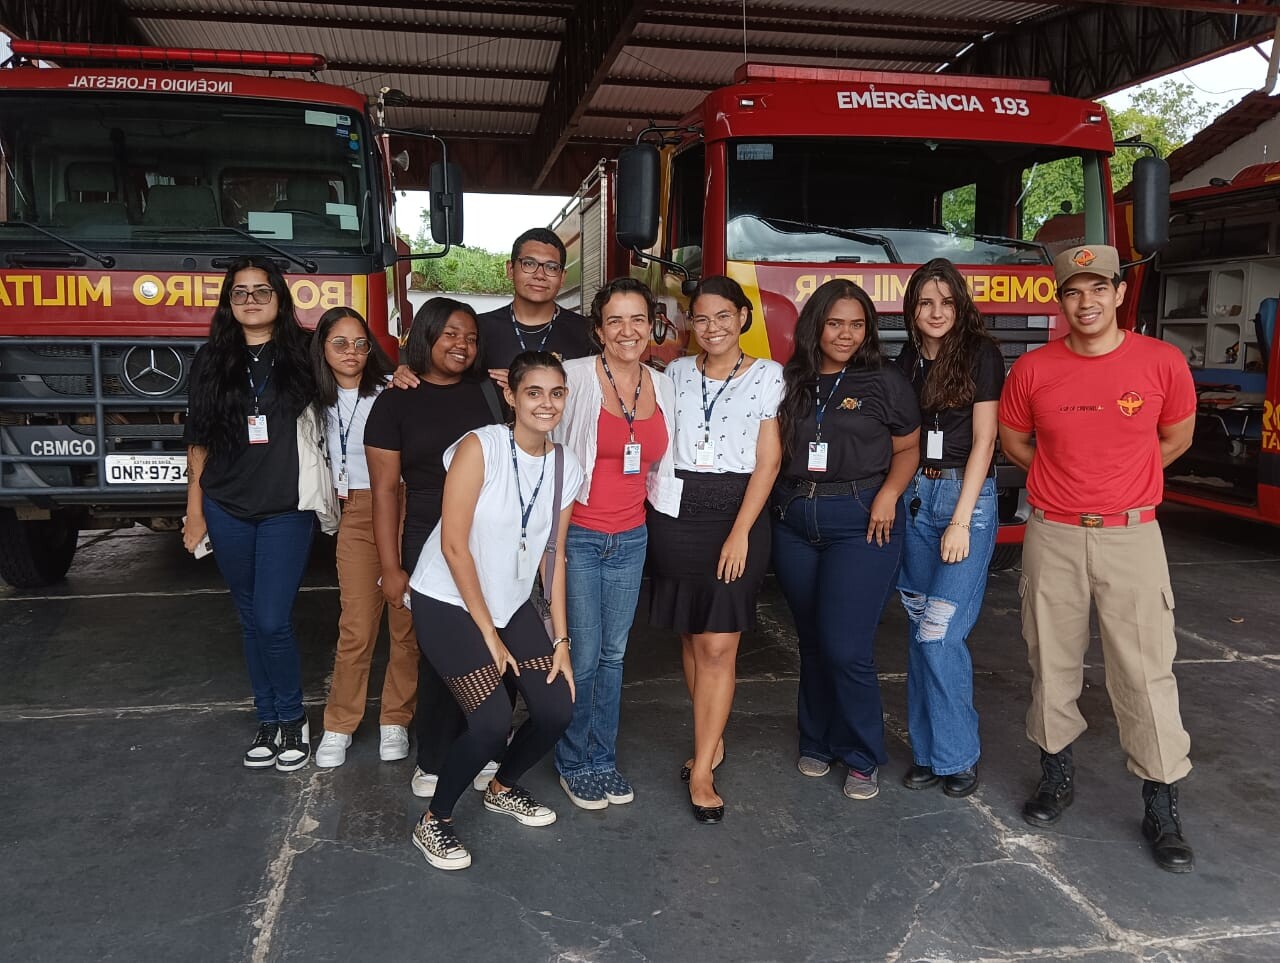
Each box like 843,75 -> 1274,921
680,746 -> 726,783
943,767 -> 980,798
691,785 -> 724,824
903,764 -> 940,791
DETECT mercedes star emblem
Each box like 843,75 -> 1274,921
121,345 -> 185,397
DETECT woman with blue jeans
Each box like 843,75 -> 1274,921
772,279 -> 920,802
895,258 -> 1004,797
183,257 -> 318,772
553,278 -> 681,810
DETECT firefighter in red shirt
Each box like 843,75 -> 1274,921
999,245 -> 1197,873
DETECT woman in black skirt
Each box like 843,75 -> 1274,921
647,276 -> 784,822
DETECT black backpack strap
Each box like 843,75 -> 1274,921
479,377 -> 504,425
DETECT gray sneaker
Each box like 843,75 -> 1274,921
843,767 -> 880,800
412,815 -> 471,870
797,755 -> 831,778
484,784 -> 557,827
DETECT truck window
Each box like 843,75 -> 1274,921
667,143 -> 705,272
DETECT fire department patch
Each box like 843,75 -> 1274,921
1072,248 -> 1097,267
839,397 -> 862,410
1117,391 -> 1144,417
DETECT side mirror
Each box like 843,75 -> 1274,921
429,161 -> 464,245
1130,156 -> 1170,257
616,144 -> 660,250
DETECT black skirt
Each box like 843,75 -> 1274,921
647,471 -> 771,634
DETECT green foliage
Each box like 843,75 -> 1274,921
407,213 -> 513,294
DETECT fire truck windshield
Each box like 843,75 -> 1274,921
0,93 -> 375,256
724,137 -> 1106,266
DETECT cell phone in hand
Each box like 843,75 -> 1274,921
183,516 -> 213,559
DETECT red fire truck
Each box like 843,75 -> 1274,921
1117,163 -> 1280,526
0,41 -> 457,587
553,63 -> 1169,567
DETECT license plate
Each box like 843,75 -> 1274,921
104,453 -> 188,485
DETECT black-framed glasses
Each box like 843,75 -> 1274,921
230,287 -> 276,305
327,337 -> 372,354
514,256 -> 564,277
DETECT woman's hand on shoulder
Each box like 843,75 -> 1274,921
390,365 -> 420,390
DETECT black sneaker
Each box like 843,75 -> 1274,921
275,716 -> 311,772
244,722 -> 280,769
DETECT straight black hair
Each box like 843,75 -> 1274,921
403,297 -> 482,377
689,275 -> 753,334
311,306 -> 393,406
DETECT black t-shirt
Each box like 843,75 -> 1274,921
476,302 -> 595,370
362,378 -> 499,533
781,364 -> 921,481
895,339 -> 1005,471
184,342 -> 303,520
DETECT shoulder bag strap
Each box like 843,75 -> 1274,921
542,443 -> 564,605
479,377 -> 504,425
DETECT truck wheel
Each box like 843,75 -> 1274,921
0,508 -> 80,589
989,543 -> 1021,571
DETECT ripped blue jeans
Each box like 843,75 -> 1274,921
897,474 -> 997,775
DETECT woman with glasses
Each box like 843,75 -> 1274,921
771,279 -> 920,801
646,276 -> 783,823
307,307 -> 418,769
183,256 -> 319,771
364,297 -> 506,798
552,277 -> 681,811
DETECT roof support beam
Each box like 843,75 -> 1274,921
267,0 -> 572,13
654,1 -> 997,34
985,0 -> 1280,16
325,61 -> 551,84
951,3 -> 1280,98
0,0 -> 144,45
530,0 -> 653,189
647,10 -> 985,44
631,36 -> 949,64
127,8 -> 563,41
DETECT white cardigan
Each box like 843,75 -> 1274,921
552,355 -> 683,518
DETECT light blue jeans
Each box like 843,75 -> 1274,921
897,474 -> 997,775
554,523 -> 648,777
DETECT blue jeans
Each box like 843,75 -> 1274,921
771,486 -> 903,774
896,474 -> 997,775
554,523 -> 647,776
204,496 -> 315,723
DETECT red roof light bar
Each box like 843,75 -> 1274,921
9,40 -> 326,71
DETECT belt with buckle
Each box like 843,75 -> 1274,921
774,472 -> 887,518
920,466 -> 962,480
1036,507 -> 1157,528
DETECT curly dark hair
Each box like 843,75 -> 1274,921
777,278 -> 883,462
188,257 -> 314,459
901,258 -> 996,412
311,306 -> 393,406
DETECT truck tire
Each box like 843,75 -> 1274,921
0,508 -> 80,589
989,543 -> 1021,572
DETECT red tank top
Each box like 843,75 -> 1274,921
571,406 -> 668,533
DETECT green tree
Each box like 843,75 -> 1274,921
407,212 -> 513,294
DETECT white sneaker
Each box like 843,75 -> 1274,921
410,766 -> 438,798
472,759 -> 500,791
315,731 -> 352,768
379,724 -> 410,761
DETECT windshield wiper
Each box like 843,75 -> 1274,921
0,221 -> 115,268
205,227 -> 319,274
760,217 -> 901,262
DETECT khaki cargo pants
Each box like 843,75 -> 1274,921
1019,510 -> 1192,784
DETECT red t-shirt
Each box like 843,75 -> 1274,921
998,332 -> 1196,515
571,407 -> 669,534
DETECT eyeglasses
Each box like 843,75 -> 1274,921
327,337 -> 372,354
514,256 -> 564,277
230,287 -> 276,305
691,310 -> 739,329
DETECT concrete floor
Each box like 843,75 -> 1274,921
1,505 -> 1278,962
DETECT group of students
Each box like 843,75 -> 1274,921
184,229 -> 1197,875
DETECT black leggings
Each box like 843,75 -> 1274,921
411,593 -> 573,819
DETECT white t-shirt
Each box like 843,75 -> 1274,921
668,355 -> 785,473
410,424 -> 583,627
324,385 -> 382,491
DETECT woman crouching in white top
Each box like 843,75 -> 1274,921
407,351 -> 583,871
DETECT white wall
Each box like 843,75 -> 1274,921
1171,115 -> 1280,191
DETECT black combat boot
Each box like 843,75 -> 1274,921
1022,746 -> 1074,827
1142,780 -> 1194,873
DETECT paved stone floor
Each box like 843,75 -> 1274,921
2,504 -> 1278,962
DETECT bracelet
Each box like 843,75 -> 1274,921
553,636 -> 572,649
947,521 -> 970,530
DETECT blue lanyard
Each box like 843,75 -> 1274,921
508,426 -> 548,550
510,303 -> 558,353
813,365 -> 847,443
698,351 -> 745,443
246,356 -> 274,416
600,356 -> 643,443
335,394 -> 365,470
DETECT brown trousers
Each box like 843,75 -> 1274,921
322,489 -> 418,733
1020,510 -> 1192,784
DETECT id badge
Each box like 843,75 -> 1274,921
516,543 -> 538,580
926,430 -> 944,461
336,469 -> 350,500
622,442 -> 642,475
247,414 -> 269,445
694,439 -> 716,470
807,441 -> 829,473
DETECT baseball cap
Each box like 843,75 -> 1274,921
1052,245 -> 1121,290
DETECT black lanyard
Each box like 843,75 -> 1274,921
914,352 -> 941,432
600,356 -> 643,443
813,365 -> 847,443
508,426 -> 548,551
698,351 -> 745,443
510,303 -> 559,353
335,393 -> 365,470
246,357 -> 274,416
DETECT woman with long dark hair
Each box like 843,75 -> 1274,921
183,256 -> 319,771
363,297 -> 505,796
895,258 -> 1003,797
646,276 -> 784,823
772,278 -> 920,801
